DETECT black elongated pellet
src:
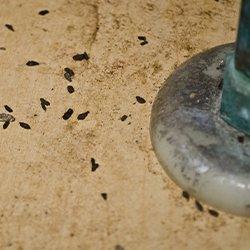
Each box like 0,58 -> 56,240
4,105 -> 13,113
120,115 -> 128,121
40,98 -> 50,111
136,96 -> 146,104
182,191 -> 190,201
39,10 -> 49,15
237,135 -> 244,143
0,47 -> 6,50
67,85 -> 75,93
208,209 -> 219,217
64,73 -> 72,82
91,158 -> 99,172
62,108 -> 73,120
5,24 -> 14,31
195,200 -> 204,212
40,98 -> 50,106
73,52 -> 89,61
77,111 -> 89,120
3,121 -> 10,129
140,41 -> 148,46
64,67 -> 74,76
138,36 -> 146,41
64,68 -> 74,82
26,61 -> 39,66
101,193 -> 107,200
19,122 -> 31,129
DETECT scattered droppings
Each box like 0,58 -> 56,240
3,121 -> 10,129
67,85 -> 75,94
26,60 -> 39,66
136,96 -> 146,104
182,191 -> 190,201
62,108 -> 73,120
208,209 -> 219,217
64,67 -> 74,82
19,122 -> 31,130
73,52 -> 89,61
40,98 -> 50,111
237,135 -> 245,143
120,115 -> 128,121
77,111 -> 89,121
140,41 -> 148,46
115,245 -> 124,250
0,47 -> 6,50
64,67 -> 74,76
5,24 -> 14,31
218,79 -> 223,90
39,10 -> 49,16
101,193 -> 107,200
91,158 -> 99,172
138,36 -> 146,41
195,200 -> 203,212
0,113 -> 15,122
4,105 -> 13,113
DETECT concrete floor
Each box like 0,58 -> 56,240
0,0 -> 249,249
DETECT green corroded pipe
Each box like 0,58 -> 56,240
220,0 -> 250,135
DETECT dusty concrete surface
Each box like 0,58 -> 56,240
0,0 -> 249,249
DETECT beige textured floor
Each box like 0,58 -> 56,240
0,0 -> 249,249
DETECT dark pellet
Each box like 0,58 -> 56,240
120,115 -> 128,121
0,47 -> 6,50
40,98 -> 50,106
64,73 -> 72,82
91,158 -> 99,172
138,36 -> 146,41
195,200 -> 204,212
73,52 -> 89,61
77,111 -> 89,120
39,10 -> 49,15
136,96 -> 146,104
67,85 -> 75,93
64,68 -> 74,82
19,122 -> 31,129
5,24 -> 14,31
64,67 -> 74,76
41,103 -> 47,111
4,105 -> 13,113
237,135 -> 245,143
3,121 -> 10,129
182,191 -> 190,201
40,98 -> 50,111
101,193 -> 107,200
26,61 -> 39,66
140,41 -> 148,46
208,209 -> 219,217
115,245 -> 124,250
62,108 -> 73,120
